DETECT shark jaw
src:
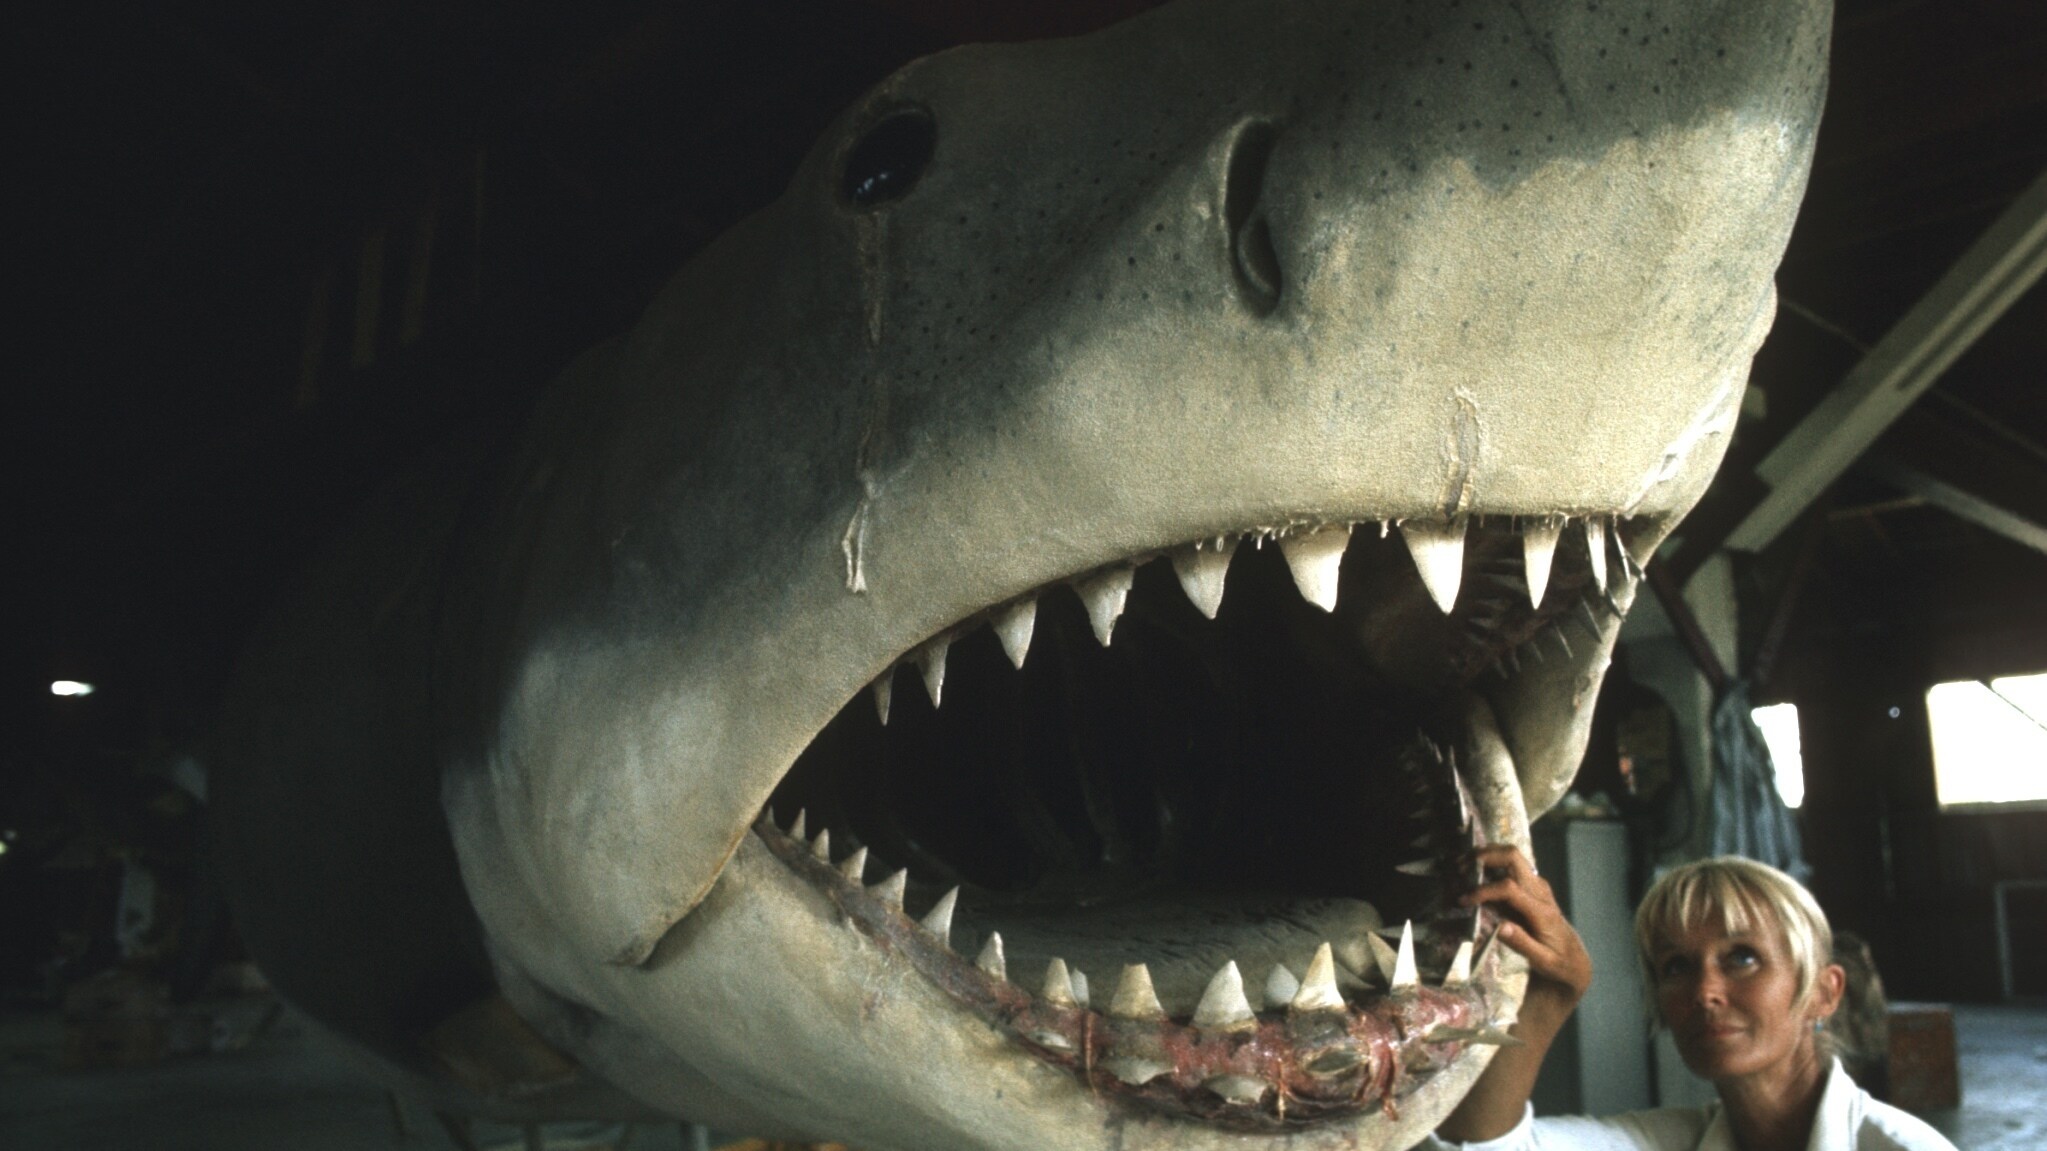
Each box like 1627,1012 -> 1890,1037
622,510 -> 1648,1137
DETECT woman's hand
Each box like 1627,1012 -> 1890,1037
1435,845 -> 1593,1144
1461,845 -> 1593,1011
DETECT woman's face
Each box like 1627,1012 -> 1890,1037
1651,910 -> 1838,1085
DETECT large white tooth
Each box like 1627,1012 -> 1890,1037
872,675 -> 893,725
1041,958 -> 1078,1007
810,829 -> 831,862
1027,1028 -> 1076,1053
1391,921 -> 1420,990
871,867 -> 908,909
1278,524 -> 1351,611
1263,964 -> 1299,1010
1444,940 -> 1474,987
976,933 -> 1008,981
1367,933 -> 1400,985
1291,943 -> 1346,1012
1584,518 -> 1608,592
787,809 -> 807,840
1205,1075 -> 1271,1105
920,887 -> 959,946
1401,519 -> 1467,613
839,846 -> 869,883
1522,520 -> 1561,607
1074,567 -> 1135,646
1102,1056 -> 1171,1086
1170,539 -> 1238,619
992,599 -> 1036,668
1070,969 -> 1090,1009
1109,963 -> 1167,1021
1192,961 -> 1257,1031
915,637 -> 948,706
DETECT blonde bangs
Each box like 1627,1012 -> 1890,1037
1634,856 -> 1831,1010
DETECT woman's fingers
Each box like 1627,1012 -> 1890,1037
1461,846 -> 1592,998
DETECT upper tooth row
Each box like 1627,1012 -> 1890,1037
874,516 -> 1626,720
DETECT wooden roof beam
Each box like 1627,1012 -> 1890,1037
1725,169 -> 2047,553
1859,406 -> 2047,556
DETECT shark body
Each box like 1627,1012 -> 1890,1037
217,0 -> 1829,1147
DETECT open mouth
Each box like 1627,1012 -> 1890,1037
749,514 -> 1642,1130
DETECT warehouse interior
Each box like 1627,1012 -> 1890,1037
7,0 -> 2046,1147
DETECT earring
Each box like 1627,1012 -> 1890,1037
1812,1020 -> 1824,1034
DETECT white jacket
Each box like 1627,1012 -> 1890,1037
1420,1060 -> 1955,1151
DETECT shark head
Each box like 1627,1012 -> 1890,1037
438,0 -> 1828,1146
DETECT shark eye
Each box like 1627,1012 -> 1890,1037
841,107 -> 936,208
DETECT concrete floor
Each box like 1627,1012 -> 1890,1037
0,1007 -> 701,1151
1918,1003 -> 2047,1151
2,1001 -> 2042,1148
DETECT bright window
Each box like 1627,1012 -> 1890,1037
1926,673 -> 2047,808
1750,703 -> 1805,809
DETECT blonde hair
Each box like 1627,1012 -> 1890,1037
1634,856 -> 1833,1013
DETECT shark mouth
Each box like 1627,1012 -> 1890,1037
752,514 -> 1642,1131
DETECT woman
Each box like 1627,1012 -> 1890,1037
1425,850 -> 1954,1150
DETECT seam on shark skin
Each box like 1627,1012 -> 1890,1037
1622,281 -> 1777,512
1625,366 -> 1736,513
859,210 -> 888,349
841,202 -> 894,595
1508,1 -> 1580,121
1440,388 -> 1482,518
842,470 -> 879,594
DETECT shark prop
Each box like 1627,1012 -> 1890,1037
215,0 -> 1829,1146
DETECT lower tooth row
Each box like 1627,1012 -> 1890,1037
773,809 -> 1485,1016
871,516 -> 1627,722
763,809 -> 1516,1113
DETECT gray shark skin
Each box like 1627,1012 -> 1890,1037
215,0 -> 1828,1147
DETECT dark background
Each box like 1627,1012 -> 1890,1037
6,0 -> 2046,1002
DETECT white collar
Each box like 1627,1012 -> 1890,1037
1692,1058 -> 1858,1151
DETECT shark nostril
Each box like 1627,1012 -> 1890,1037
1223,120 -> 1283,315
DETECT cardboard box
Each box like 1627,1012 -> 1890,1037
1886,1002 -> 1959,1111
